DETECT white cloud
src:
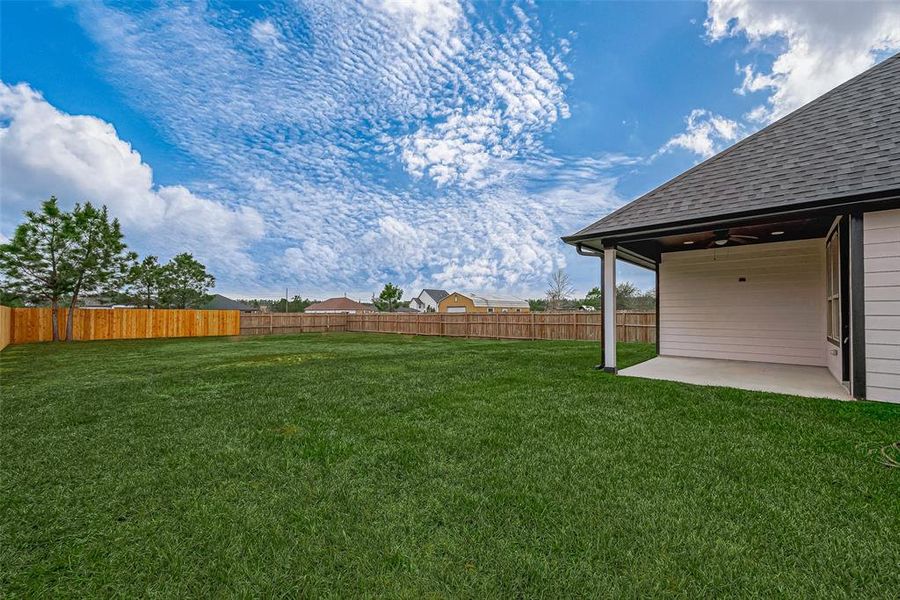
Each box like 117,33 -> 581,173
53,1 -> 601,295
0,82 -> 265,276
373,0 -> 463,39
659,109 -> 743,158
250,19 -> 285,52
706,0 -> 900,122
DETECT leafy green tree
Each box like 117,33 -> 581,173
129,256 -> 168,308
0,197 -> 75,340
373,283 -> 403,312
0,290 -> 26,307
289,296 -> 315,313
0,198 -> 134,340
584,286 -> 602,310
160,253 -> 215,309
62,203 -> 135,341
527,298 -> 547,312
615,281 -> 639,310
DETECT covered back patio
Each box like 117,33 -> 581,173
618,356 -> 850,401
564,54 -> 900,402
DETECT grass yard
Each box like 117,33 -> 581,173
2,333 -> 898,597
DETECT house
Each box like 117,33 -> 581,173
203,294 -> 256,312
564,53 -> 900,403
438,292 -> 530,314
409,289 -> 449,312
304,297 -> 376,314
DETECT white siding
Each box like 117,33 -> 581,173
659,239 -> 826,366
864,208 -> 900,403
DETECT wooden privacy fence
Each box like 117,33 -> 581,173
0,308 -> 654,348
0,306 -> 10,351
240,312 -> 348,336
8,308 -> 240,344
239,311 -> 656,343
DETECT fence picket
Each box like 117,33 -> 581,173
237,310 -> 654,343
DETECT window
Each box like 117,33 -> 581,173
826,228 -> 841,345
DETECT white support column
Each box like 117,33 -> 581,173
603,245 -> 617,373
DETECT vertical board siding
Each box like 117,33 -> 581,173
239,311 -> 655,343
10,308 -> 240,344
864,208 -> 900,403
659,238 -> 827,366
0,305 -> 10,351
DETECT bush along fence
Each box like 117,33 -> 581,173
240,311 -> 656,343
0,308 -> 655,347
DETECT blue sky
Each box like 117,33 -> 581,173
2,1 -> 899,300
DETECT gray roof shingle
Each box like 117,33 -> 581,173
422,289 -> 449,302
204,294 -> 255,311
566,53 -> 900,240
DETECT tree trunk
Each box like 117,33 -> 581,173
65,300 -> 76,342
50,299 -> 60,342
66,285 -> 81,343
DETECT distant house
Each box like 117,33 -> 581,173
409,289 -> 449,312
204,294 -> 256,313
438,292 -> 530,314
305,297 -> 376,314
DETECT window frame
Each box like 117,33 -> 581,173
826,225 -> 841,346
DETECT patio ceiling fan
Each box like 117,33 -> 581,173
706,229 -> 758,248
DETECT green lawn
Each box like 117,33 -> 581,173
2,333 -> 898,597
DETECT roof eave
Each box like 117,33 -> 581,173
562,188 -> 900,245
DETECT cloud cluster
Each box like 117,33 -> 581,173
0,82 -> 265,275
56,0 -> 597,294
659,109 -> 742,159
707,0 -> 900,123
660,1 -> 900,160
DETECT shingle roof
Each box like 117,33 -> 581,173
305,297 -> 372,311
421,289 -> 449,302
204,294 -> 255,311
566,52 -> 900,241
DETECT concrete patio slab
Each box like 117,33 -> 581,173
619,356 -> 851,400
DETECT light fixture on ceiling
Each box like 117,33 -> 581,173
707,229 -> 758,248
771,230 -> 785,236
683,240 -> 694,245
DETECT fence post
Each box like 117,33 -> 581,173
465,313 -> 470,339
269,312 -> 273,335
531,312 -> 536,340
574,312 -> 579,340
496,312 -> 500,339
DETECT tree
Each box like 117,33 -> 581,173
0,197 -> 73,340
373,283 -> 403,312
61,203 -> 135,341
584,286 -> 602,310
615,281 -> 639,311
545,269 -> 575,311
0,290 -> 25,307
129,256 -> 168,308
527,298 -> 547,312
160,253 -> 215,309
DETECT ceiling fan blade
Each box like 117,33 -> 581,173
731,234 -> 759,240
730,237 -> 751,244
